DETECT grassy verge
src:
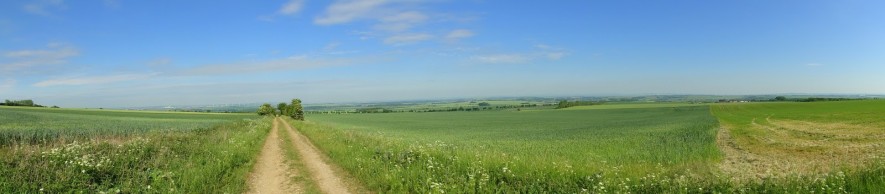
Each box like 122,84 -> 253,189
0,117 -> 270,193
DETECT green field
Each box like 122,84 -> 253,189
297,105 -> 720,192
0,107 -> 266,193
2,100 -> 883,192
0,106 -> 255,145
294,100 -> 885,193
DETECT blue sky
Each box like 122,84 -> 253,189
1,0 -> 884,107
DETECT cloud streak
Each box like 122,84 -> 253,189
445,29 -> 474,41
278,0 -> 306,15
179,56 -> 357,76
375,11 -> 427,32
315,0 -> 388,25
472,54 -> 529,64
384,33 -> 433,45
0,79 -> 15,94
1,43 -> 79,75
23,0 -> 65,16
33,73 -> 157,87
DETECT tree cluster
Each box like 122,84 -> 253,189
2,99 -> 52,107
257,103 -> 275,116
256,98 -> 304,120
555,100 -> 601,109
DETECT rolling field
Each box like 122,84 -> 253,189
295,105 -> 723,193
0,106 -> 255,145
0,107 -> 267,193
295,101 -> 885,193
2,100 -> 883,193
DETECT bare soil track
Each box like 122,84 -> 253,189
247,118 -> 298,194
247,117 -> 353,194
279,117 -> 353,194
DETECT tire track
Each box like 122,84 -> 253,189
247,118 -> 299,194
278,117 -> 352,194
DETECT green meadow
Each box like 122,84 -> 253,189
294,100 -> 885,193
0,107 -> 266,193
2,100 -> 883,193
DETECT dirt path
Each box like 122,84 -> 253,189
247,118 -> 299,194
278,117 -> 353,194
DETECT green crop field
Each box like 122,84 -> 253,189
0,106 -> 255,145
292,101 -> 885,193
3,100 -> 883,193
296,105 -> 721,193
0,107 -> 267,193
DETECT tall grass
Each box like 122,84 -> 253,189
0,107 -> 268,193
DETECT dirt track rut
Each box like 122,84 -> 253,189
278,117 -> 353,194
247,118 -> 298,194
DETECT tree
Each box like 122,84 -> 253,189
774,96 -> 787,101
290,98 -> 304,120
277,102 -> 288,116
257,103 -> 275,116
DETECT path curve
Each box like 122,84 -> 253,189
247,118 -> 298,194
278,117 -> 353,194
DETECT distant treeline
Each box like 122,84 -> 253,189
314,103 -> 549,114
555,100 -> 602,109
715,96 -> 864,103
772,96 -> 860,102
1,99 -> 58,108
797,97 -> 858,102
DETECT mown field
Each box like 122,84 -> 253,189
0,107 -> 266,193
295,101 -> 885,193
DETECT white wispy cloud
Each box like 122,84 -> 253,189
472,54 -> 529,64
0,79 -> 15,94
1,43 -> 79,74
315,0 -> 388,25
384,33 -> 433,45
470,44 -> 569,64
374,11 -> 427,32
535,44 -> 568,60
23,0 -> 65,16
33,73 -> 157,87
445,29 -> 474,41
278,0 -> 306,15
179,56 -> 356,75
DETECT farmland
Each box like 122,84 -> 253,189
1,100 -> 883,193
293,100 -> 885,193
0,107 -> 266,193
